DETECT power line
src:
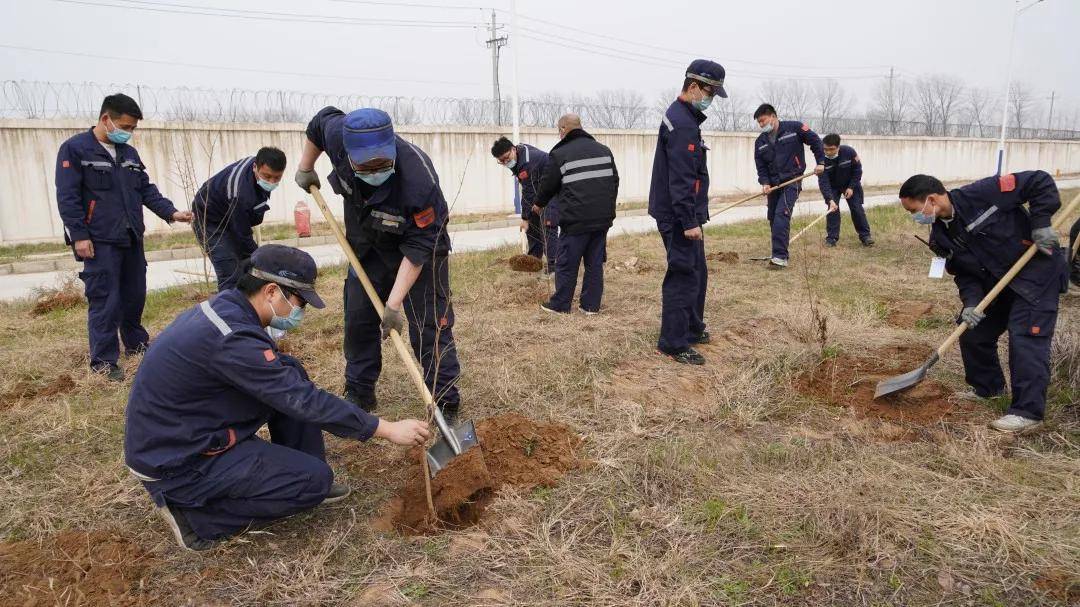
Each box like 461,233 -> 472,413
0,44 -> 483,86
53,0 -> 481,28
323,0 -> 491,10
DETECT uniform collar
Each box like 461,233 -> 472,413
552,128 -> 593,151
676,99 -> 707,125
215,288 -> 264,328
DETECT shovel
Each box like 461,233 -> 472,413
306,186 -> 479,476
875,189 -> 1080,399
710,171 -> 823,261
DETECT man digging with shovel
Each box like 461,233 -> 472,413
897,171 -> 1070,433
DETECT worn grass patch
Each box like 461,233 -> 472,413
1,197 -> 1078,605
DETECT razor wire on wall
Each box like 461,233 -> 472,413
3,80 -> 1077,140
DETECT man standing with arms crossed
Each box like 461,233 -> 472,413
649,60 -> 727,365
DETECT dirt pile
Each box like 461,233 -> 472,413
0,530 -> 156,606
31,289 -> 84,316
706,251 -> 740,264
382,413 -> 582,534
612,256 -> 656,274
2,373 -> 76,409
885,300 -> 936,328
508,254 -> 543,272
796,345 -> 974,424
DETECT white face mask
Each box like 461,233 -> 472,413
760,122 -> 774,134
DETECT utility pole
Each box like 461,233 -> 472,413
485,10 -> 508,126
886,67 -> 896,134
1046,90 -> 1055,135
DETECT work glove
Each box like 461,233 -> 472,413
381,305 -> 405,340
1031,226 -> 1059,256
960,306 -> 985,329
295,168 -> 321,192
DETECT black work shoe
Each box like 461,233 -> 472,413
157,505 -> 218,552
690,331 -> 711,345
861,237 -> 875,247
322,483 -> 351,505
93,363 -> 125,382
824,239 -> 837,247
659,347 -> 706,366
540,302 -> 569,315
343,386 -> 377,413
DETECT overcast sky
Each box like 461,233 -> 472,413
2,0 -> 1078,117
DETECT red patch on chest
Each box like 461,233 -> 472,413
62,160 -> 71,168
1031,326 -> 1041,335
263,349 -> 276,362
800,123 -> 810,132
413,207 -> 436,228
518,170 -> 528,180
687,143 -> 696,151
999,174 -> 1016,192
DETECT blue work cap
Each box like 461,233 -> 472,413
686,59 -> 727,98
342,108 -> 397,165
249,244 -> 325,309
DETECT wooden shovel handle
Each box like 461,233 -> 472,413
709,171 -> 817,219
790,210 -> 831,244
936,189 -> 1080,359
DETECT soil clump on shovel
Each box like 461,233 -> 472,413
508,254 -> 544,272
381,413 -> 582,534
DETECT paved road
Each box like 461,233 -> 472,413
4,185 -> 1074,302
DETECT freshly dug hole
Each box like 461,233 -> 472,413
385,413 -> 582,534
508,254 -> 543,272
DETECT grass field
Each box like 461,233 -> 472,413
1,198 -> 1077,606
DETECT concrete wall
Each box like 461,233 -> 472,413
2,118 -> 1079,244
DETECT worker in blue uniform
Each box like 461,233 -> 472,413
55,93 -> 193,381
1070,216 -> 1080,286
752,103 -> 825,268
124,245 -> 431,551
295,107 -> 461,422
898,171 -> 1070,434
820,133 -> 873,247
491,136 -> 559,272
192,147 -> 287,290
648,59 -> 727,365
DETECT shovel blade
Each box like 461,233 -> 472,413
425,419 -> 479,477
873,353 -> 939,399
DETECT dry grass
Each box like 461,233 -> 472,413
1,197 -> 1078,606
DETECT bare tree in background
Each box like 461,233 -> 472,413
813,79 -> 850,133
531,91 -> 566,127
592,89 -> 647,129
758,80 -> 789,115
912,77 -> 939,135
929,75 -> 964,136
870,74 -> 912,135
1009,82 -> 1035,135
784,80 -> 813,122
963,87 -> 996,138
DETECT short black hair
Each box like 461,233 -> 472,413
823,133 -> 841,147
255,146 -> 287,172
490,136 -> 513,158
898,174 -> 947,202
100,93 -> 143,121
681,77 -> 696,92
753,103 -> 777,119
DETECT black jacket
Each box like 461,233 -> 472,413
535,129 -> 619,235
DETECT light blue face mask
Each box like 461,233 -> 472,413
106,118 -> 133,144
257,178 -> 278,192
913,200 -> 935,225
693,95 -> 714,112
760,122 -> 774,134
268,288 -> 304,331
356,167 -> 395,187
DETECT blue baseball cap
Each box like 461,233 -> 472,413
249,244 -> 325,309
686,59 -> 727,98
342,108 -> 397,166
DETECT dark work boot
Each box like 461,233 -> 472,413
157,505 -> 218,552
658,347 -> 706,366
343,386 -> 377,413
690,331 -> 711,345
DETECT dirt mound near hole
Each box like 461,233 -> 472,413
706,251 -> 740,264
381,413 -> 582,534
885,300 -> 936,328
508,254 -> 544,272
612,256 -> 656,274
796,345 -> 974,424
1,373 -> 77,408
0,530 -> 157,606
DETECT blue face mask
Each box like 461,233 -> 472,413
760,122 -> 774,134
356,167 -> 395,187
257,178 -> 278,192
693,95 -> 714,112
267,288 -> 304,331
106,117 -> 133,145
913,200 -> 935,225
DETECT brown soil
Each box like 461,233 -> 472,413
31,290 -> 84,315
796,345 -> 974,424
1,373 -> 76,408
706,251 -> 740,264
382,413 -> 582,534
508,254 -> 543,272
885,300 -> 936,328
612,256 -> 656,274
0,530 -> 157,606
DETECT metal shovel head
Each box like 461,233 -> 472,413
874,352 -> 940,399
748,255 -> 773,262
425,419 -> 480,478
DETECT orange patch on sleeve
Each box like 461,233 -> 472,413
687,143 -> 696,151
413,207 -> 436,229
999,174 -> 1016,192
517,170 -> 528,180
853,155 -> 861,163
1031,326 -> 1041,335
263,349 -> 276,362
800,123 -> 810,132
62,160 -> 71,168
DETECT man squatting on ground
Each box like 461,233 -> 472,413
534,114 -> 619,315
820,133 -> 874,247
898,171 -> 1070,434
124,245 -> 431,551
295,107 -> 462,423
491,136 -> 559,272
55,93 -> 193,382
191,147 -> 287,291
649,59 -> 727,366
752,103 -> 826,268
